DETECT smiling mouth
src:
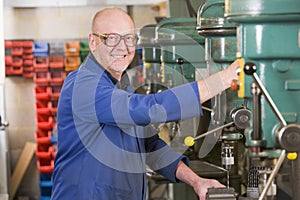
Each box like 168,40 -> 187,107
112,55 -> 126,58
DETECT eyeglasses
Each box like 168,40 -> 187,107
92,33 -> 138,47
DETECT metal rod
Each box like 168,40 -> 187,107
227,171 -> 230,188
215,94 -> 222,121
202,106 -> 213,112
258,149 -> 286,200
177,58 -> 185,84
179,66 -> 185,84
253,73 -> 287,126
251,82 -> 262,140
193,121 -> 234,141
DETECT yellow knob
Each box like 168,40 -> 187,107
184,136 -> 195,147
287,152 -> 297,160
144,62 -> 151,69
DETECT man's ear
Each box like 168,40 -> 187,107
88,33 -> 98,52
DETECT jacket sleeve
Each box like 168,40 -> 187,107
95,78 -> 203,126
144,126 -> 190,183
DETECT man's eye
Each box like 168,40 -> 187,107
126,36 -> 134,40
108,35 -> 118,40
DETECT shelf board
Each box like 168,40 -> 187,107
4,0 -> 167,7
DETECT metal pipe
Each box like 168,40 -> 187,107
258,150 -> 286,200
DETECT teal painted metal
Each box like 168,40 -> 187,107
197,0 -> 236,31
226,0 -> 300,149
225,0 -> 300,16
156,18 -> 206,85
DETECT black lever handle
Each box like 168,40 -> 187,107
244,62 -> 287,126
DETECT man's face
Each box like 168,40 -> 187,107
93,33 -> 136,74
90,18 -> 136,76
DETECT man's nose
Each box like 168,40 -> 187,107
114,38 -> 129,52
116,38 -> 127,48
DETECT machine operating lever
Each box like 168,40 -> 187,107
177,58 -> 185,84
193,121 -> 234,141
258,149 -> 286,200
244,62 -> 287,126
202,106 -> 213,112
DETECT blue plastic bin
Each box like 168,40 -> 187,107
33,42 -> 49,57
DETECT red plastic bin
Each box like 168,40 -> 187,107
36,100 -> 51,115
35,143 -> 52,159
35,130 -> 52,144
22,69 -> 34,78
6,66 -> 22,75
23,40 -> 33,54
34,71 -> 49,85
35,86 -> 50,100
23,59 -> 33,66
5,56 -> 12,65
11,41 -> 24,56
49,56 -> 64,69
49,71 -> 65,86
37,114 -> 54,130
7,57 -> 23,75
50,85 -> 62,100
23,54 -> 34,60
33,57 -> 49,71
23,65 -> 33,71
5,40 -> 12,48
6,66 -> 23,75
12,56 -> 23,67
37,158 -> 54,174
23,63 -> 34,78
12,40 -> 23,47
50,100 -> 58,116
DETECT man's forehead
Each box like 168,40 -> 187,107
94,20 -> 135,35
95,26 -> 135,35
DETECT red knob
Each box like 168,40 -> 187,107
231,79 -> 239,91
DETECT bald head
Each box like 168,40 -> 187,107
92,8 -> 135,34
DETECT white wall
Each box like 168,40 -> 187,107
3,6 -> 160,40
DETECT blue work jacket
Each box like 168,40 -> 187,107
51,53 -> 203,200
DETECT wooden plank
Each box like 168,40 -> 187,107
11,142 -> 36,198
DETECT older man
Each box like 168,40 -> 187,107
51,7 -> 238,200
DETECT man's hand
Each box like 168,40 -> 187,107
175,161 -> 225,200
192,177 -> 225,200
220,59 -> 239,89
197,59 -> 239,103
